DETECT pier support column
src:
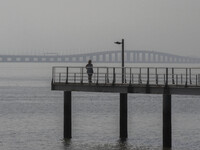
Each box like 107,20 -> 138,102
64,91 -> 72,139
120,93 -> 128,139
163,93 -> 172,148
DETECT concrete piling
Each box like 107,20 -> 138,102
64,91 -> 72,139
163,93 -> 172,148
120,93 -> 128,139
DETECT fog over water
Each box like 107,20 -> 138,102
0,0 -> 200,57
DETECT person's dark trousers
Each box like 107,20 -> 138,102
88,74 -> 92,83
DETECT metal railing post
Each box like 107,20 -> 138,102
189,68 -> 192,84
196,74 -> 198,86
107,67 -> 109,83
146,67 -> 150,93
112,68 -> 116,85
96,67 -> 99,84
172,68 -> 175,84
105,74 -> 106,84
181,74 -> 183,85
165,68 -> 168,86
164,74 -> 166,85
129,68 -> 132,84
124,68 -> 126,83
147,68 -> 149,85
155,68 -> 158,85
81,67 -> 83,84
185,68 -> 188,87
66,67 -> 68,83
139,68 -> 142,84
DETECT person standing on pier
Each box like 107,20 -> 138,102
86,60 -> 93,83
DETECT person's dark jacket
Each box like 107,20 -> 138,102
86,64 -> 93,74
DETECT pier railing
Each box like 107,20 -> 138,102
52,66 -> 200,86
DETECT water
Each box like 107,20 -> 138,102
0,63 -> 200,150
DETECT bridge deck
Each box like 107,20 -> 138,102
1,50 -> 200,63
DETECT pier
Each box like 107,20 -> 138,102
51,66 -> 200,148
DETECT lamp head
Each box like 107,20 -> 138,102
115,41 -> 122,44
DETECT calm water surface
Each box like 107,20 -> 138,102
0,63 -> 200,150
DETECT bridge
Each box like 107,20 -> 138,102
1,50 -> 200,63
51,66 -> 200,148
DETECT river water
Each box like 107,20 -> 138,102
0,63 -> 200,150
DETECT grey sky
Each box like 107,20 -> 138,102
0,0 -> 200,57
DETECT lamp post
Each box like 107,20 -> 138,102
115,39 -> 125,83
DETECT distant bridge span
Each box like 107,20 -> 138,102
0,50 -> 200,63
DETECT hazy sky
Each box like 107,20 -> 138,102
0,0 -> 200,56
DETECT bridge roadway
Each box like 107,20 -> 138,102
1,50 -> 200,63
51,66 -> 200,148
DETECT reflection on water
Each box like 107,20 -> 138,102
62,139 -> 72,150
62,137 -> 167,150
163,148 -> 172,150
62,139 -> 157,150
117,139 -> 129,150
